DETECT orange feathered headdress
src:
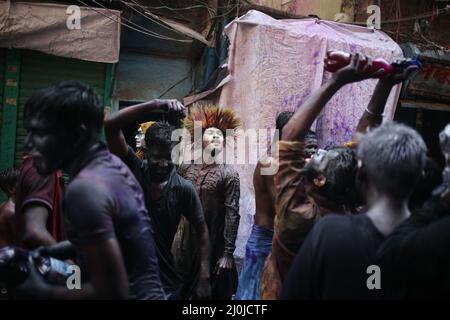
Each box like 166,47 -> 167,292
183,104 -> 241,139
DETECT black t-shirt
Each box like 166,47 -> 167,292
377,196 -> 450,299
124,147 -> 205,296
281,213 -> 385,300
64,145 -> 165,300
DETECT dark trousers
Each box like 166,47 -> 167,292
211,266 -> 238,300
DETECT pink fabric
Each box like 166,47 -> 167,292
217,10 -> 404,258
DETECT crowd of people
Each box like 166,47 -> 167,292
0,53 -> 449,299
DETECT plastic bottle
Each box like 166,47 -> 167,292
0,246 -> 71,286
324,50 -> 419,77
32,252 -> 72,285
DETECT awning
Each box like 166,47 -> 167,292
401,43 -> 450,104
0,1 -> 121,63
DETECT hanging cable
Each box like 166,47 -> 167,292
126,0 -> 238,43
158,75 -> 190,99
90,0 -> 190,41
154,0 -> 190,20
130,1 -> 238,20
75,0 -> 192,42
132,4 -> 213,12
122,0 -> 191,36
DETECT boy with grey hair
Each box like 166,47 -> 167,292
377,123 -> 450,299
281,122 -> 427,299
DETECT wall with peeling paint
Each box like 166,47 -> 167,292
115,53 -> 192,103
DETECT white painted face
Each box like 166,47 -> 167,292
202,127 -> 224,153
135,127 -> 146,149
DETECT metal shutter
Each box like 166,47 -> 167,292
15,50 -> 106,166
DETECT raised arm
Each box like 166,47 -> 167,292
282,54 -> 384,141
104,99 -> 185,159
356,65 -> 419,134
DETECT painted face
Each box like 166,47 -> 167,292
24,116 -> 64,176
202,127 -> 224,154
305,141 -> 319,161
146,145 -> 174,183
303,132 -> 319,161
135,127 -> 146,149
305,148 -> 340,174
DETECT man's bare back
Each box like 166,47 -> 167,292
253,158 -> 277,229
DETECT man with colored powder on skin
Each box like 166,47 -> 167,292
15,155 -> 65,250
105,100 -> 212,300
235,111 -> 297,300
16,81 -> 165,299
261,53 -> 418,299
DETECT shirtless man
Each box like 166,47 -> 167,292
235,112 -> 313,300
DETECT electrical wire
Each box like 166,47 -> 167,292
155,0 -> 195,20
212,4 -> 239,19
128,1 -> 238,19
75,0 -> 191,42
91,0 -> 186,40
418,28 -> 446,50
119,0 -> 189,37
350,6 -> 450,25
123,0 -> 238,46
127,4 -> 209,12
381,6 -> 450,24
158,75 -> 190,98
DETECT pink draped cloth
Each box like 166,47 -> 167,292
216,10 -> 404,259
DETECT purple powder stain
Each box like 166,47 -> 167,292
330,109 -> 354,144
313,51 -> 320,58
282,89 -> 312,113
